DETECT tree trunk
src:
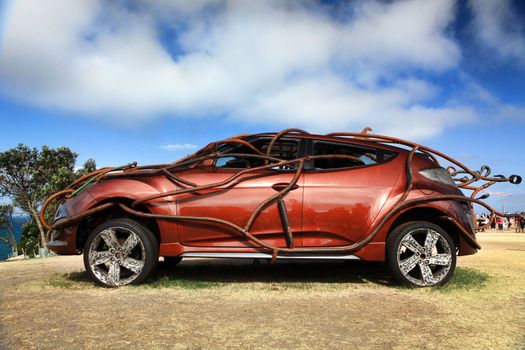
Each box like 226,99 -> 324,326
11,242 -> 18,257
29,205 -> 48,252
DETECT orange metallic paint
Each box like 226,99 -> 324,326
46,133 -> 477,262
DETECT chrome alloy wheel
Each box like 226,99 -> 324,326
88,227 -> 145,287
396,228 -> 453,287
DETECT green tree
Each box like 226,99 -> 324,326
76,158 -> 97,177
18,221 -> 40,258
0,144 -> 95,252
0,204 -> 18,257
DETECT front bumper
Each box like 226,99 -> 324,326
46,225 -> 79,255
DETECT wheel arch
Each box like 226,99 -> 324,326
76,197 -> 161,252
386,206 -> 462,254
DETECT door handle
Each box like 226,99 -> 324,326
271,183 -> 299,191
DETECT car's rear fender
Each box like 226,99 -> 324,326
381,204 -> 478,257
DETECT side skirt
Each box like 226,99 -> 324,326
179,252 -> 361,260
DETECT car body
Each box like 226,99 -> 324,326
47,131 -> 481,287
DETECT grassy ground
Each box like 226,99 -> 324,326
0,230 -> 524,349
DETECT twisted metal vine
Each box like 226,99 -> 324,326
40,128 -> 521,257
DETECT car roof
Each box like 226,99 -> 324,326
246,132 -> 407,153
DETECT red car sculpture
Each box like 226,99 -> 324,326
41,128 -> 521,287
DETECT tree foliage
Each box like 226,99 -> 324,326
0,144 -> 76,205
18,221 -> 40,258
0,144 -> 96,250
76,158 -> 97,177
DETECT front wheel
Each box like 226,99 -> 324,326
83,218 -> 159,287
387,221 -> 456,287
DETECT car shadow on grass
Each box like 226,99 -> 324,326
58,258 -> 396,289
56,260 -> 490,291
149,259 -> 396,288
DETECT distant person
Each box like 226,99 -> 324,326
521,213 -> 525,233
515,215 -> 521,233
491,216 -> 497,230
476,214 -> 483,230
480,214 -> 489,232
497,216 -> 504,231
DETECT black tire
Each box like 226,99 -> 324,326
163,256 -> 183,267
386,221 -> 456,287
83,218 -> 159,287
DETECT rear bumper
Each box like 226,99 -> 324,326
447,202 -> 480,254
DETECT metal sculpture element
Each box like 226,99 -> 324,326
40,128 -> 522,258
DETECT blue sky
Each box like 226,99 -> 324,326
0,0 -> 524,212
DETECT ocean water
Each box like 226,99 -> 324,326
0,216 -> 26,260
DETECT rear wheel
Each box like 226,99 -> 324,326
83,218 -> 159,287
387,221 -> 456,287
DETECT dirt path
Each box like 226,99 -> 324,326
1,232 -> 524,349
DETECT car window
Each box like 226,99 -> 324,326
313,141 -> 395,170
252,138 -> 298,160
215,156 -> 251,168
215,138 -> 299,169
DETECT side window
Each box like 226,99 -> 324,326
313,141 -> 395,170
215,156 -> 251,169
252,138 -> 298,161
215,138 -> 299,169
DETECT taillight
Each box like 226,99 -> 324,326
464,210 -> 476,232
419,167 -> 457,187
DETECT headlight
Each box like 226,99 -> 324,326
419,167 -> 457,187
54,204 -> 67,221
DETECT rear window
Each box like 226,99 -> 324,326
313,141 -> 396,170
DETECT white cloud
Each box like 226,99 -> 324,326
469,0 -> 525,64
499,105 -> 525,121
337,0 -> 460,71
451,74 -> 525,123
0,0 -> 472,139
233,74 -> 475,138
160,143 -> 199,152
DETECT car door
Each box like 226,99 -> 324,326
301,139 -> 400,247
175,137 -> 305,248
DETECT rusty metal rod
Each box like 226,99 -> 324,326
277,199 -> 294,248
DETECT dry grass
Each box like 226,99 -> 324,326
0,231 -> 524,349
